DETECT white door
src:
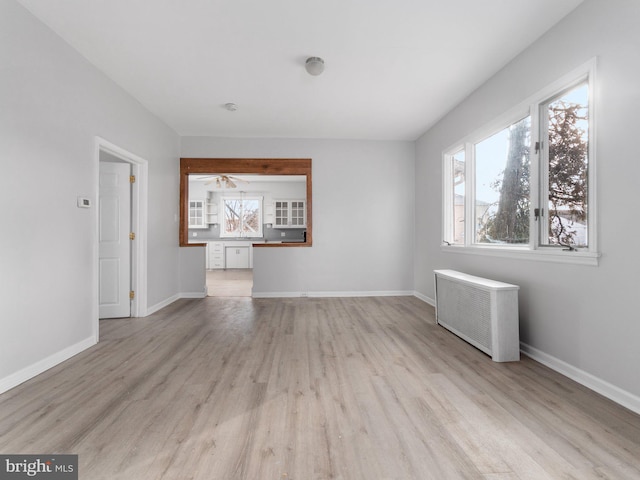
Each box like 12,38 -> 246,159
99,161 -> 131,319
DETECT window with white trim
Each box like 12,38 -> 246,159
540,82 -> 590,248
443,61 -> 596,261
221,195 -> 263,238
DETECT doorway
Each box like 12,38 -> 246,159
98,159 -> 132,318
206,269 -> 253,297
95,138 -> 148,330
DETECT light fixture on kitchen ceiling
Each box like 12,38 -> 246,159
305,57 -> 325,76
203,175 -> 248,189
224,103 -> 238,111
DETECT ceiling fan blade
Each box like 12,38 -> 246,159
200,174 -> 248,188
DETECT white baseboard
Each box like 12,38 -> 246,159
146,292 -> 206,316
146,293 -> 180,316
0,336 -> 96,395
413,295 -> 639,415
252,290 -> 414,299
520,342 -> 640,416
180,292 -> 207,299
413,291 -> 435,306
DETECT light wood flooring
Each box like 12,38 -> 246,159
1,296 -> 639,479
207,269 -> 253,297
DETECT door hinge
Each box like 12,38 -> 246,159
130,175 -> 136,183
129,232 -> 136,240
129,290 -> 135,300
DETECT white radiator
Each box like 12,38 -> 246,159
434,270 -> 520,362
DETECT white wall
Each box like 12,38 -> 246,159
181,137 -> 416,296
0,0 -> 181,391
179,247 -> 206,298
415,0 -> 640,408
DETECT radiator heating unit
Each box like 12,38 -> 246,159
434,270 -> 520,362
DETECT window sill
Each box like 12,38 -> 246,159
441,244 -> 600,266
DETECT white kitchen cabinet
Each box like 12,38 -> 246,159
274,199 -> 306,228
225,246 -> 250,269
264,202 -> 275,224
188,199 -> 206,228
208,242 -> 225,269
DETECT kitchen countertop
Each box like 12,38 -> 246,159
187,239 -> 283,244
187,239 -> 307,246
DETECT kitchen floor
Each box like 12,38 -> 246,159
206,269 -> 253,297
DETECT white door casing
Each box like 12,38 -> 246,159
99,161 -> 131,319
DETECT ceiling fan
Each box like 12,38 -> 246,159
202,174 -> 248,189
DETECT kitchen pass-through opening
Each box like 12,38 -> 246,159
206,269 -> 253,297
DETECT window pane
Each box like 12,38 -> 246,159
223,199 -> 242,235
222,197 -> 262,237
544,83 -> 589,247
241,199 -> 260,234
452,150 -> 465,244
475,116 -> 531,244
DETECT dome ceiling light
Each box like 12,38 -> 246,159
305,57 -> 325,76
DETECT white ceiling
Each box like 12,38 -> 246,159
17,0 -> 583,141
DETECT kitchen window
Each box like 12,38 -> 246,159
221,195 -> 263,238
442,60 -> 597,265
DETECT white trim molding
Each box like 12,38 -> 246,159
521,342 -> 640,416
0,336 -> 96,395
180,292 -> 207,299
413,291 -> 435,306
146,293 -> 206,316
413,292 -> 639,415
94,137 -> 149,332
146,294 -> 180,316
441,244 -> 600,266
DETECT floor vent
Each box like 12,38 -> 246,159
434,270 -> 520,362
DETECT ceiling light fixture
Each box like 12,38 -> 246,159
224,103 -> 238,111
305,57 -> 325,76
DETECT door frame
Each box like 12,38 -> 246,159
94,137 -> 148,339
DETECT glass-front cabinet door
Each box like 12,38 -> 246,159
290,201 -> 305,226
188,199 -> 206,228
275,200 -> 289,227
274,199 -> 306,228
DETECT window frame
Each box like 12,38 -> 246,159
220,195 -> 264,238
537,81 -> 591,250
442,59 -> 598,265
443,144 -> 466,245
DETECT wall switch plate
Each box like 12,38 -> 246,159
281,232 -> 286,237
77,197 -> 91,208
192,232 -> 198,237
